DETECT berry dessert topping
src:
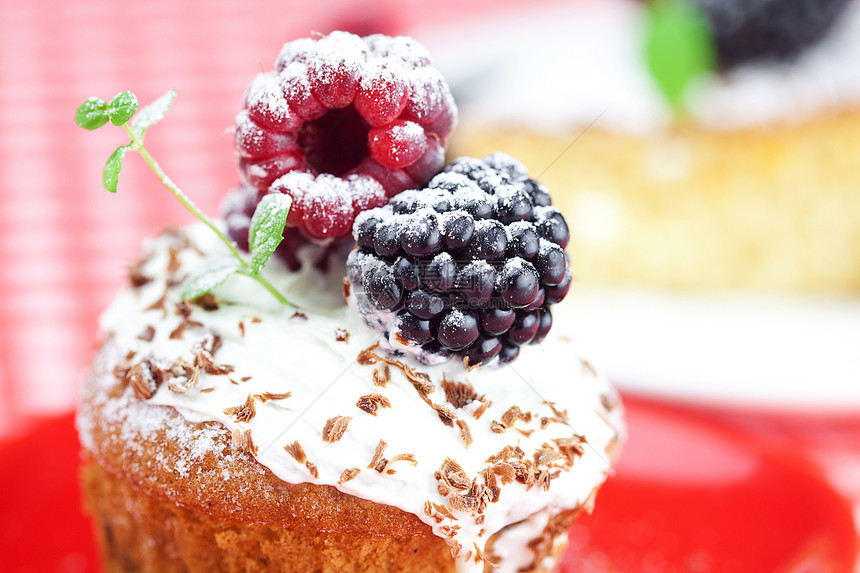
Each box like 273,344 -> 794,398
690,0 -> 851,68
234,32 -> 457,243
346,153 -> 572,366
221,185 -> 348,272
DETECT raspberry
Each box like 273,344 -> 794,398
234,32 -> 458,243
346,154 -> 573,366
220,185 -> 346,271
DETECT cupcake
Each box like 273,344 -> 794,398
76,32 -> 624,573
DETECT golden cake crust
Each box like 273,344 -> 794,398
452,109 -> 860,293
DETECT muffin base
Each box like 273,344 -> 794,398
81,458 -> 454,573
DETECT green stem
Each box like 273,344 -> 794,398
123,124 -> 292,307
240,270 -> 289,305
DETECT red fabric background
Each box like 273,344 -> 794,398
0,0 -> 531,437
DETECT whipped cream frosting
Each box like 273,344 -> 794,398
79,224 -> 623,573
417,0 -> 860,133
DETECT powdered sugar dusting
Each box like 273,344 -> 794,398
79,222 -> 622,573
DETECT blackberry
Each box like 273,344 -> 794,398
346,154 -> 573,366
691,0 -> 851,68
234,32 -> 458,245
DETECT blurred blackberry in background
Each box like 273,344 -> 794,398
690,0 -> 851,68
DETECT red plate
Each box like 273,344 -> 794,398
0,395 -> 856,573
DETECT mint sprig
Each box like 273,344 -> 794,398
644,0 -> 716,112
75,90 -> 294,307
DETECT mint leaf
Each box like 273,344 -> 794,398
131,89 -> 178,138
644,0 -> 715,111
248,193 -> 292,274
103,144 -> 132,193
109,91 -> 140,126
181,256 -> 242,301
75,97 -> 109,130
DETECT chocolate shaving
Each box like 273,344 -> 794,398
546,402 -> 569,424
284,441 -> 307,464
167,246 -> 182,274
322,416 -> 352,443
485,445 -> 524,464
502,406 -> 531,427
169,321 -> 189,340
145,292 -> 168,316
137,326 -> 155,342
434,404 -> 457,427
306,461 -> 319,479
540,417 -> 551,430
223,394 -> 257,423
482,468 -> 500,503
290,311 -> 308,321
192,293 -> 219,311
254,391 -> 291,403
368,439 -> 387,471
450,541 -> 463,559
516,428 -> 535,438
490,405 -> 533,435
535,469 -> 553,491
194,347 -> 234,375
383,453 -> 417,475
176,301 -> 193,319
238,321 -> 245,337
472,542 -> 498,567
356,393 -> 391,416
492,463 -> 516,484
199,387 -> 215,393
456,419 -> 473,447
554,435 -> 586,465
521,508 -> 582,572
512,459 -> 536,489
240,376 -> 253,382
357,343 -> 434,402
432,502 -> 456,521
581,359 -> 598,377
600,393 -> 617,412
127,359 -> 160,400
473,401 -> 490,420
251,316 -> 262,323
392,331 -> 411,346
334,327 -> 350,342
338,467 -> 361,485
372,364 -> 390,387
342,277 -> 351,299
357,343 -> 381,365
436,458 -> 470,492
490,421 -> 506,434
166,366 -> 199,393
231,428 -> 258,455
442,377 -> 478,409
205,333 -> 222,356
127,258 -> 152,288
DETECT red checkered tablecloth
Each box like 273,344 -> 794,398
0,0 -> 531,437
